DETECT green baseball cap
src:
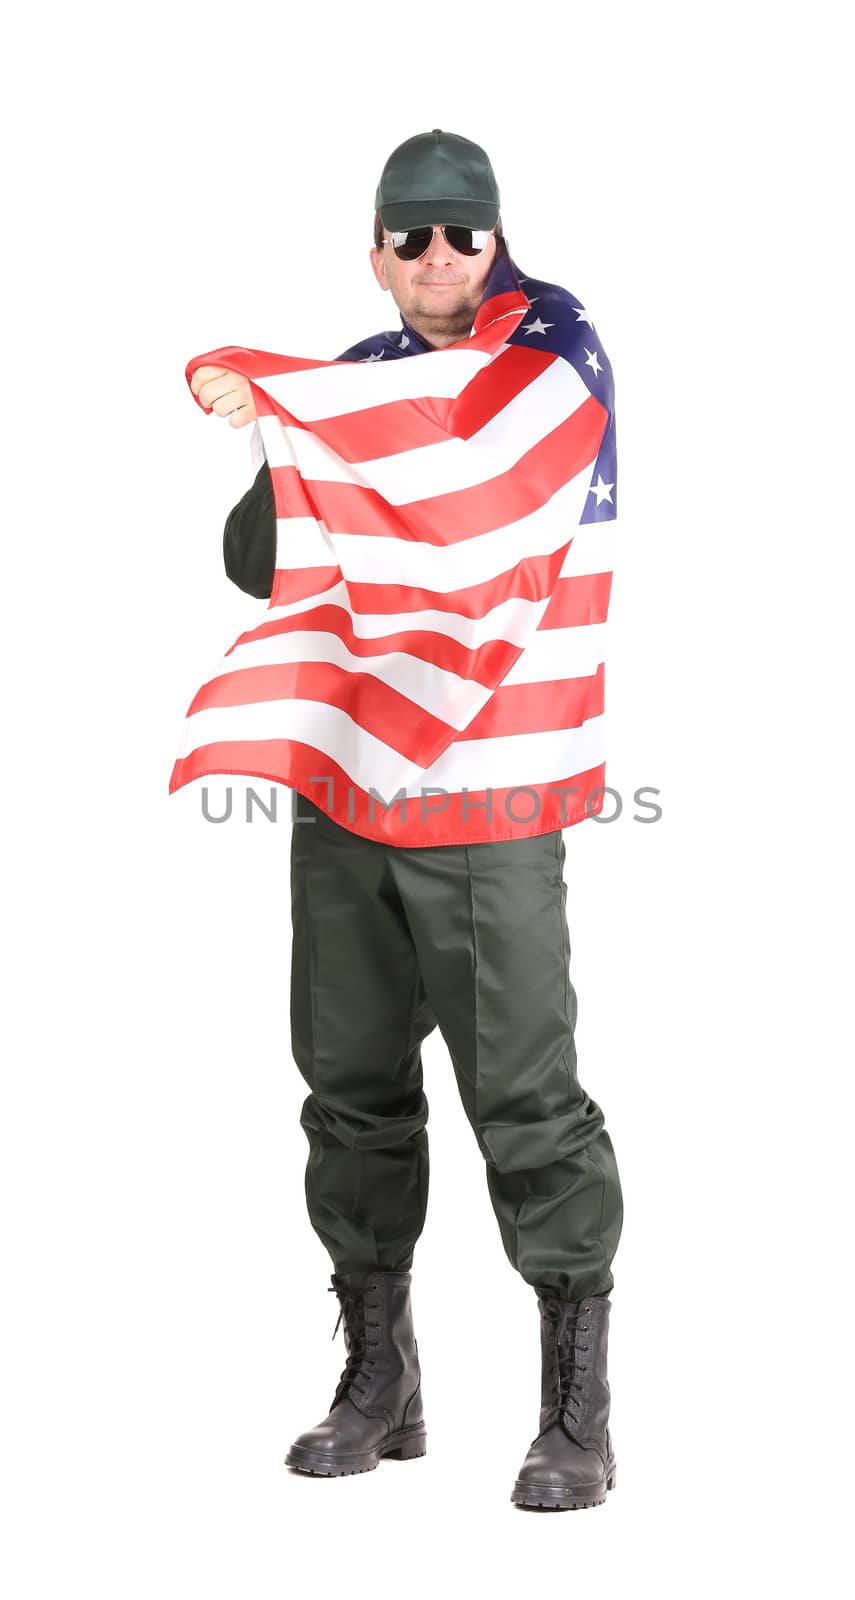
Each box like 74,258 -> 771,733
375,128 -> 500,232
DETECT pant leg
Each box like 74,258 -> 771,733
386,828 -> 623,1302
290,797 -> 437,1273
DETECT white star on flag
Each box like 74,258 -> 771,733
361,350 -> 385,363
399,334 -> 410,349
588,473 -> 614,506
584,348 -> 602,376
574,306 -> 595,329
523,317 -> 554,336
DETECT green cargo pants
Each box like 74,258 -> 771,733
289,795 -> 623,1302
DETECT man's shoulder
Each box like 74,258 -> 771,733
511,269 -> 604,346
508,266 -> 614,401
335,329 -> 413,363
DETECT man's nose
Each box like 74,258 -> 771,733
421,226 -> 456,265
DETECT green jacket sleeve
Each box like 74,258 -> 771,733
223,459 -> 276,598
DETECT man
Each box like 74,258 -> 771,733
185,129 -> 623,1511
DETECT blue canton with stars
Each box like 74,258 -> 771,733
333,242 -> 616,526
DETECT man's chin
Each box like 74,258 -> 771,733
416,291 -> 470,312
413,296 -> 471,324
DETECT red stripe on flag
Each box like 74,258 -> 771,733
257,550 -> 568,638
270,566 -> 341,607
449,346 -> 557,440
540,571 -> 613,628
461,664 -> 605,739
186,661 -> 451,765
473,289 -> 532,334
221,600 -> 534,691
301,346 -> 557,461
342,548 -> 568,619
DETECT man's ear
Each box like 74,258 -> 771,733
369,245 -> 390,292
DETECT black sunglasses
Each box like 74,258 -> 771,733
382,224 -> 494,262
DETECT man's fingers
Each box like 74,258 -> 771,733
209,385 -> 252,418
189,364 -> 229,397
197,374 -> 242,410
189,363 -> 256,423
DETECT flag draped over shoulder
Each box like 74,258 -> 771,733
169,246 -> 618,847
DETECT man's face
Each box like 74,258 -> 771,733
369,222 -> 498,349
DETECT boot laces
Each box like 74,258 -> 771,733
543,1300 -> 590,1426
327,1282 -> 379,1404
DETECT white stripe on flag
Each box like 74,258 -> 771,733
227,590 -> 552,663
216,628 -> 495,727
254,345 -> 492,421
224,609 -> 606,690
559,522 -> 616,576
176,698 -> 606,796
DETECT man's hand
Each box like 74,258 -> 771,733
189,365 -> 257,428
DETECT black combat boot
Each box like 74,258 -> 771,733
511,1293 -> 616,1510
284,1269 -> 427,1476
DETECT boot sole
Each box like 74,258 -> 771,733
511,1460 -> 616,1510
285,1425 -> 427,1477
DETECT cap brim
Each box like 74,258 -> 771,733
379,197 -> 499,231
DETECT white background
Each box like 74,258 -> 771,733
2,1 -> 850,1593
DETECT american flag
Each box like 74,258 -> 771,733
169,244 -> 617,847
